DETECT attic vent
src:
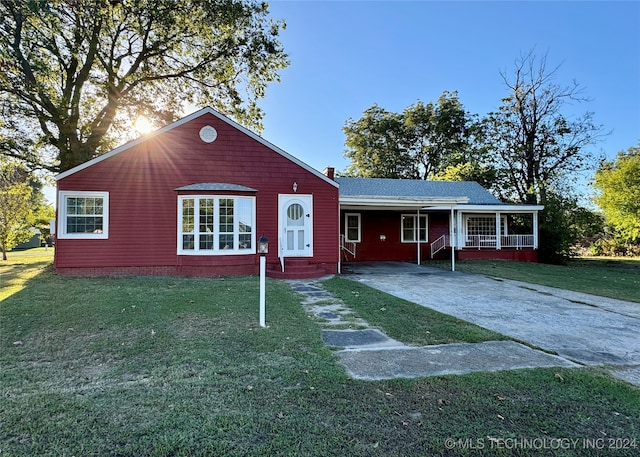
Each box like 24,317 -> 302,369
199,125 -> 218,143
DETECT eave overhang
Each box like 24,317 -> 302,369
339,195 -> 468,211
427,204 -> 544,212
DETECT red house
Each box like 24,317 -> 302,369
55,107 -> 339,279
55,107 -> 543,279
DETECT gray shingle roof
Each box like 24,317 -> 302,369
335,177 -> 502,205
175,183 -> 257,192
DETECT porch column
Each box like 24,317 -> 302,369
495,212 -> 502,250
450,206 -> 455,272
417,208 -> 421,265
456,210 -> 463,249
533,211 -> 539,249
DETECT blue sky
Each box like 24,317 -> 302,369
258,0 -> 640,183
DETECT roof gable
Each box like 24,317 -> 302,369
336,177 -> 502,205
56,107 -> 338,188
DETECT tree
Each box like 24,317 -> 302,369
0,0 -> 288,172
342,105 -> 413,178
0,161 -> 34,260
482,51 -> 604,204
593,144 -> 640,244
343,91 -> 486,180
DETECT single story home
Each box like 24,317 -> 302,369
55,107 -> 542,279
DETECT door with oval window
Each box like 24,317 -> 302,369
279,195 -> 312,257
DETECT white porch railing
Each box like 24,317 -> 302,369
464,234 -> 535,250
340,234 -> 356,259
430,234 -> 450,258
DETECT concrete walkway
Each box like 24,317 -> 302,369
288,278 -> 578,381
344,262 -> 640,386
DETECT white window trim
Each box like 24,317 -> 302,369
463,214 -> 508,238
400,214 -> 428,243
177,195 -> 256,256
344,212 -> 361,243
57,191 -> 109,239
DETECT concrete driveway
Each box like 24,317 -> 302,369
345,262 -> 640,384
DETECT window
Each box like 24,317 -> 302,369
344,213 -> 361,242
58,191 -> 109,239
401,214 -> 427,242
178,196 -> 255,255
465,216 -> 507,237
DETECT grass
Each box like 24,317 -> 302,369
429,257 -> 640,303
0,248 -> 54,301
1,250 -> 639,456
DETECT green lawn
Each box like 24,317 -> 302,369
429,257 -> 640,303
1,251 -> 639,456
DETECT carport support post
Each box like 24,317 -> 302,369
450,207 -> 455,272
417,208 -> 421,265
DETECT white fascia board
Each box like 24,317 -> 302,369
340,196 -> 468,209
428,204 -> 544,212
56,107 -> 339,188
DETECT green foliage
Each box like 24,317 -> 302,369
0,0 -> 288,172
0,161 -> 53,259
590,238 -> 640,257
0,162 -> 34,259
593,144 -> 640,244
343,91 -> 492,181
431,161 -> 497,190
537,192 -> 602,264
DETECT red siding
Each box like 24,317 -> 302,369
457,249 -> 538,262
56,112 -> 339,276
342,210 -> 434,262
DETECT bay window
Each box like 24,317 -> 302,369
178,196 -> 255,255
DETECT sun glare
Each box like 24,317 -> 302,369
134,116 -> 155,135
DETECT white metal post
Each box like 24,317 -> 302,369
450,207 -> 455,272
416,209 -> 421,265
259,255 -> 266,327
496,212 -> 502,250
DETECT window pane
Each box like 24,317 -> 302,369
237,198 -> 252,235
419,216 -> 427,241
219,199 -> 234,233
402,216 -> 415,242
199,234 -> 214,250
65,197 -> 104,234
287,203 -> 304,226
199,199 -> 214,233
182,199 -> 194,233
239,233 -> 251,250
346,214 -> 360,241
183,234 -> 194,250
219,234 -> 234,250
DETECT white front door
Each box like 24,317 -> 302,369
279,194 -> 312,257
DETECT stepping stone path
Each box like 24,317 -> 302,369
288,278 -> 577,380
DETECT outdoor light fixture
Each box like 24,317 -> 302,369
258,234 -> 269,254
292,182 -> 298,192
